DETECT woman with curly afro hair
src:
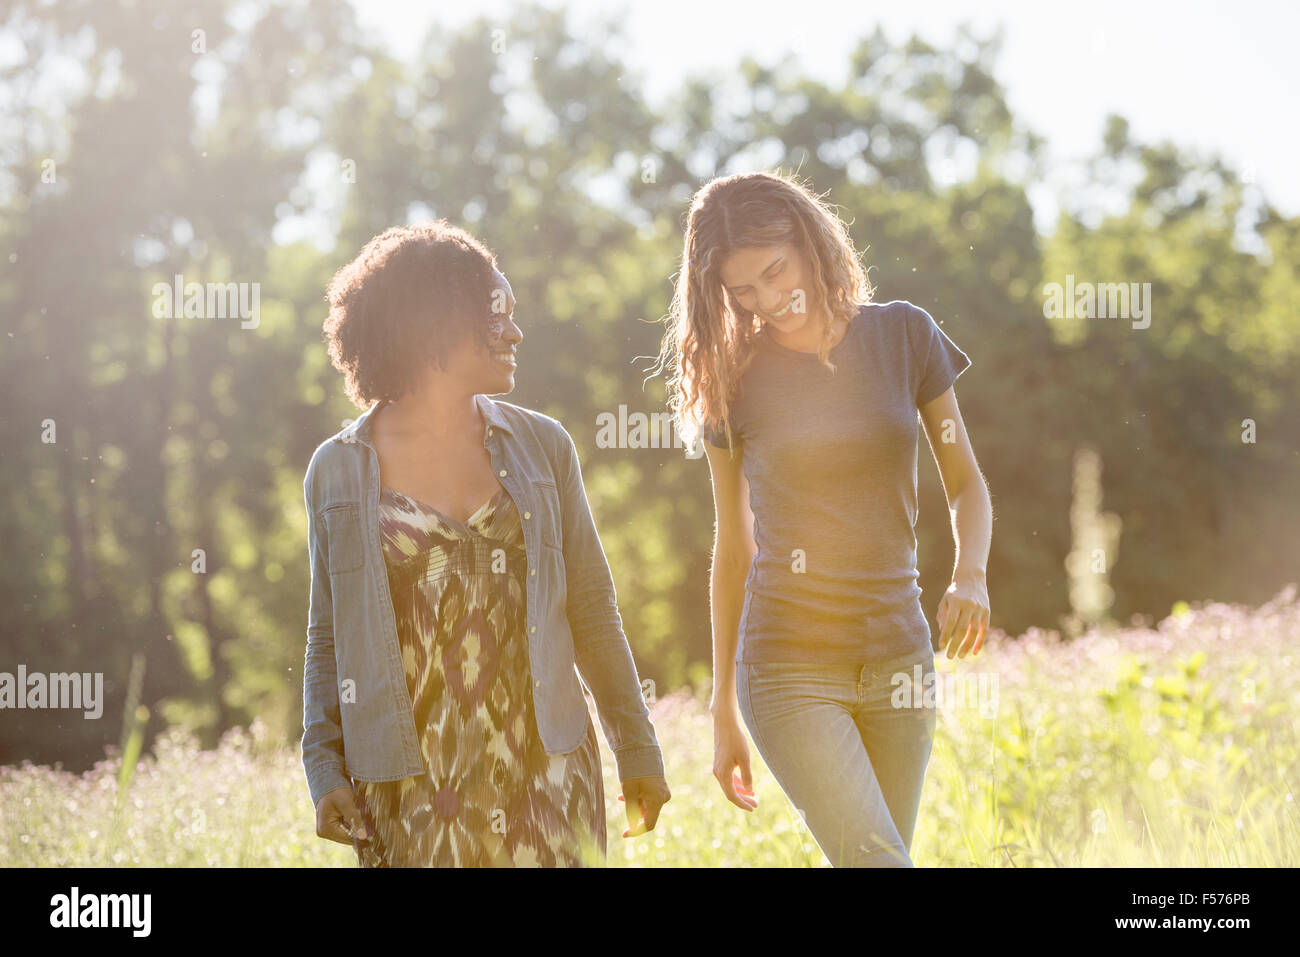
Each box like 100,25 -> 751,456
301,221 -> 669,867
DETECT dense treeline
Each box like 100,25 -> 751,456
1,0 -> 1296,770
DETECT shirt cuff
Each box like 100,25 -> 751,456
306,761 -> 352,808
613,744 -> 666,782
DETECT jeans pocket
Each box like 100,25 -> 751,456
874,646 -> 935,708
880,643 -> 935,673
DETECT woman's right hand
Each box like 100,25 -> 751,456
711,709 -> 758,811
315,786 -> 367,845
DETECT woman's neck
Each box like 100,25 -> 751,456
765,312 -> 850,354
375,386 -> 483,443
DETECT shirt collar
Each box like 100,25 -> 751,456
339,392 -> 513,447
476,392 -> 513,437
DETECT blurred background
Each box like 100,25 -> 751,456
1,0 -> 1297,864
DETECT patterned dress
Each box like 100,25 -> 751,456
349,484 -> 606,867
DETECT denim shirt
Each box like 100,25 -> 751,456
301,392 -> 664,808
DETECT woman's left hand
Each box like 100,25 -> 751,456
935,572 -> 990,659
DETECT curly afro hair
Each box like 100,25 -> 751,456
323,221 -> 502,408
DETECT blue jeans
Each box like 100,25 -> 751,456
737,644 -> 938,867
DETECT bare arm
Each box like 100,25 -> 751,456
703,440 -> 756,715
919,386 -> 993,657
703,438 -> 760,812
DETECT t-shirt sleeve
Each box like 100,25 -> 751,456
908,303 -> 972,405
701,414 -> 732,449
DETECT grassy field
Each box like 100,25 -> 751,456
3,587 -> 1297,867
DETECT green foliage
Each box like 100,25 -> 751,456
0,0 -> 1296,777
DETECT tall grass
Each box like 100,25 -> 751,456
3,587 -> 1296,867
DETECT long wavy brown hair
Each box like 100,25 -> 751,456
656,170 -> 874,454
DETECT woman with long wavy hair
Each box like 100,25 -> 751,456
658,170 -> 992,867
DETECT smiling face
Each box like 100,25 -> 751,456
440,266 -> 522,395
718,242 -> 818,336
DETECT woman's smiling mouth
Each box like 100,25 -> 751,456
767,296 -> 794,319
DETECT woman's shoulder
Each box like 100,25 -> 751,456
856,299 -> 938,347
304,429 -> 368,508
857,298 -> 922,325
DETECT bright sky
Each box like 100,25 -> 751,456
348,0 -> 1300,231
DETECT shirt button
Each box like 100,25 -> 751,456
498,469 -> 507,477
530,625 -> 536,634
530,568 -> 536,576
534,680 -> 541,687
523,511 -> 531,520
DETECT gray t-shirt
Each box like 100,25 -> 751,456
704,299 -> 971,664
